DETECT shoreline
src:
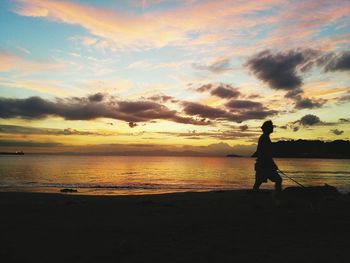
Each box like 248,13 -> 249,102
1,189 -> 350,262
1,184 -> 349,196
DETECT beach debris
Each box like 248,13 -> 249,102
60,188 -> 78,193
283,184 -> 340,196
281,184 -> 340,211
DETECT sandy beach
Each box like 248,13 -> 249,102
0,189 -> 349,263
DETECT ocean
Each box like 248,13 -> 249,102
0,155 -> 349,195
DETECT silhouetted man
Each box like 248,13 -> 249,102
253,120 -> 282,192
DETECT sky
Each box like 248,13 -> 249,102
0,0 -> 349,156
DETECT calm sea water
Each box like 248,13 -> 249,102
0,155 -> 349,195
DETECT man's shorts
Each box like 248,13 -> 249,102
255,168 -> 281,183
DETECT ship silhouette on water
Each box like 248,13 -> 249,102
0,151 -> 24,155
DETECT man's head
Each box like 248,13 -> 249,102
261,120 -> 273,134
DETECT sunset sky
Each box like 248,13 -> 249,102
0,0 -> 349,155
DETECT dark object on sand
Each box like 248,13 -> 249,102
281,184 -> 340,210
60,188 -> 78,193
283,184 -> 340,197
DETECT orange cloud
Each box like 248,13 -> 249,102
0,51 -> 64,73
0,78 -> 70,96
13,0 -> 284,50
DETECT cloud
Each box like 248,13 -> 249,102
0,50 -> 64,73
239,125 -> 248,132
287,114 -> 346,131
210,85 -> 240,99
330,129 -> 344,135
339,118 -> 350,123
128,122 -> 137,128
0,125 -> 113,136
182,102 -> 228,119
294,98 -> 327,109
0,93 -> 207,126
182,101 -> 277,123
323,51 -> 350,72
12,0 -> 282,50
293,126 -> 299,132
285,88 -> 304,99
193,58 -> 232,73
248,51 -> 333,111
159,130 -> 258,141
298,114 -> 322,126
196,84 -> 213,93
246,49 -> 318,90
88,92 -> 105,102
225,99 -> 263,110
146,95 -> 178,103
237,110 -> 278,121
195,83 -> 241,99
336,95 -> 350,104
0,79 -> 70,97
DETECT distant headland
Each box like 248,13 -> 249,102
250,139 -> 350,159
0,151 -> 24,155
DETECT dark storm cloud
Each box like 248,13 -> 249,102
193,58 -> 232,73
292,114 -> 335,127
298,114 -> 322,126
88,92 -> 104,102
210,85 -> 240,99
0,95 -> 121,121
283,81 -> 326,110
330,129 -> 344,135
285,88 -> 304,99
182,101 -> 277,123
286,115 -> 345,132
182,102 -> 228,119
225,99 -> 263,110
294,98 -> 326,109
0,125 -> 112,136
171,115 -> 211,125
246,49 -> 318,90
237,110 -> 278,121
196,83 -> 240,99
0,94 -> 208,126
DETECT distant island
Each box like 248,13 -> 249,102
251,140 -> 350,159
0,151 -> 24,155
226,154 -> 243,157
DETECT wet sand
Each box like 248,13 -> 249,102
0,190 -> 349,263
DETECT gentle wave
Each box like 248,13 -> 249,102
1,155 -> 350,194
0,182 -> 236,190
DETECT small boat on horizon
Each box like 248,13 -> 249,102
0,151 -> 24,155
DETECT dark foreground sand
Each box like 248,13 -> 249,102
0,190 -> 350,263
